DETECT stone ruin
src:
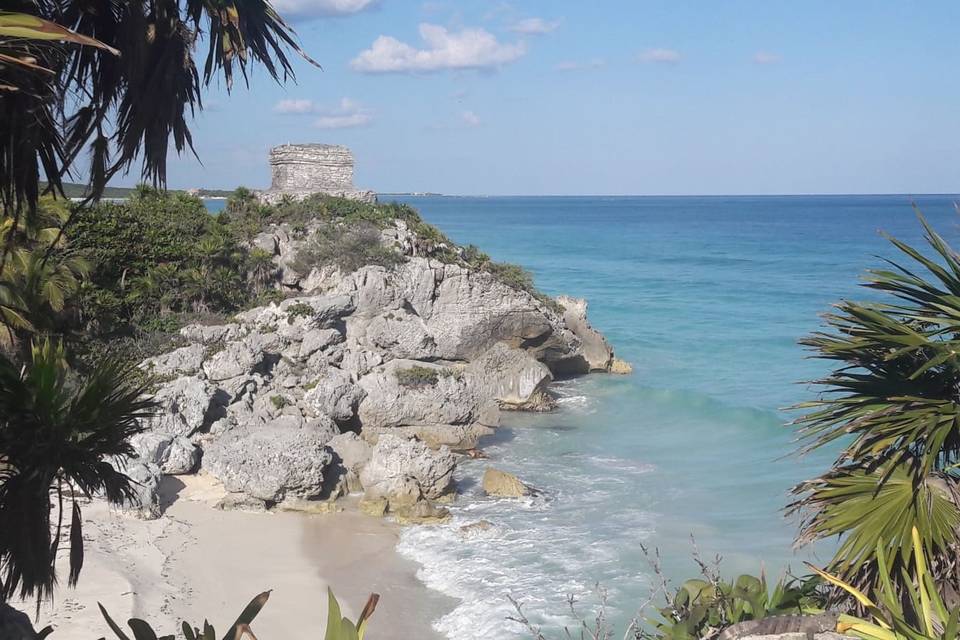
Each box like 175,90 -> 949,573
259,143 -> 376,204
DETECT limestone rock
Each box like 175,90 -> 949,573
143,375 -> 216,437
482,467 -> 535,498
367,423 -> 494,451
303,365 -> 366,424
215,492 -> 269,512
556,296 -> 615,372
276,498 -> 341,514
203,341 -> 261,382
360,308 -> 437,360
357,359 -> 482,434
179,323 -> 243,345
298,328 -> 344,359
202,417 -> 337,503
466,343 -> 554,411
327,432 -> 372,473
325,432 -> 372,495
393,499 -> 451,525
358,496 -> 388,517
609,357 -> 633,374
129,432 -> 200,475
141,343 -> 206,377
359,434 -> 456,503
117,460 -> 163,519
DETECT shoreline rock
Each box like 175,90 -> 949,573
132,202 -> 625,521
481,467 -> 537,498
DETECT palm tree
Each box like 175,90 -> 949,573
1,3 -> 316,212
0,339 -> 156,603
3,247 -> 90,319
246,247 -> 276,295
130,263 -> 180,315
791,212 -> 960,594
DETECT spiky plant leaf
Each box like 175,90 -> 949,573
793,212 -> 960,593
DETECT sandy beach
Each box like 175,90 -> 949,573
22,475 -> 454,640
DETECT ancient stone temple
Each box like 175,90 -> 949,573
259,143 -> 376,204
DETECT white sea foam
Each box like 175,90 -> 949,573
396,423 -> 658,640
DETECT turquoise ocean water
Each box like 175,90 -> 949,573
209,194 -> 959,638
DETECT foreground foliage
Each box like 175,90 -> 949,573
97,588 -> 379,640
644,572 -> 825,640
1,0 -> 313,228
0,340 -> 155,602
809,527 -> 960,640
790,213 -> 960,593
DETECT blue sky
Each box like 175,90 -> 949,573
153,1 -> 960,195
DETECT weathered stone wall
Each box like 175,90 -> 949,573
260,143 -> 375,203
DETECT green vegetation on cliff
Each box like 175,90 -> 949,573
11,187 -> 559,368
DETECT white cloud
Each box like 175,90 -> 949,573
753,51 -> 782,64
461,110 -> 481,127
313,97 -> 373,129
637,48 -> 681,64
274,98 -> 317,114
271,0 -> 377,18
350,23 -> 526,73
274,97 -> 373,128
314,112 -> 373,129
555,58 -> 605,72
508,17 -> 560,35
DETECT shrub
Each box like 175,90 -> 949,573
292,222 -> 403,274
484,261 -> 563,313
270,395 -> 287,410
395,365 -> 440,388
72,188 -> 254,327
285,302 -> 314,323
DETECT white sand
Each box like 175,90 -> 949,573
22,475 -> 454,640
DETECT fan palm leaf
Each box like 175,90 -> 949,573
793,211 -> 960,593
0,339 -> 156,602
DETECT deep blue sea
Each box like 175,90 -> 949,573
209,194 -> 960,638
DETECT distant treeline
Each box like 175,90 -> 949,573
42,182 -> 235,199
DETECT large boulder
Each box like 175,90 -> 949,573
555,296 -> 615,372
357,359 -> 485,446
129,432 -> 200,475
324,431 -> 372,495
335,259 -> 575,362
357,308 -> 438,360
141,343 -> 206,377
465,343 -> 554,411
179,322 -> 244,345
202,417 -> 337,503
482,467 -> 536,498
359,434 -> 456,505
303,365 -> 366,424
142,375 -> 216,437
203,341 -> 262,382
114,459 -> 163,519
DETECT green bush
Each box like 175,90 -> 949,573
395,365 -> 440,388
71,187 -> 254,332
285,302 -> 314,323
292,222 -> 403,274
643,572 -> 825,640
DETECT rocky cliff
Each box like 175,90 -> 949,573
125,203 -> 628,523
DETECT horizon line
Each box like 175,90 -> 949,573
376,191 -> 960,198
